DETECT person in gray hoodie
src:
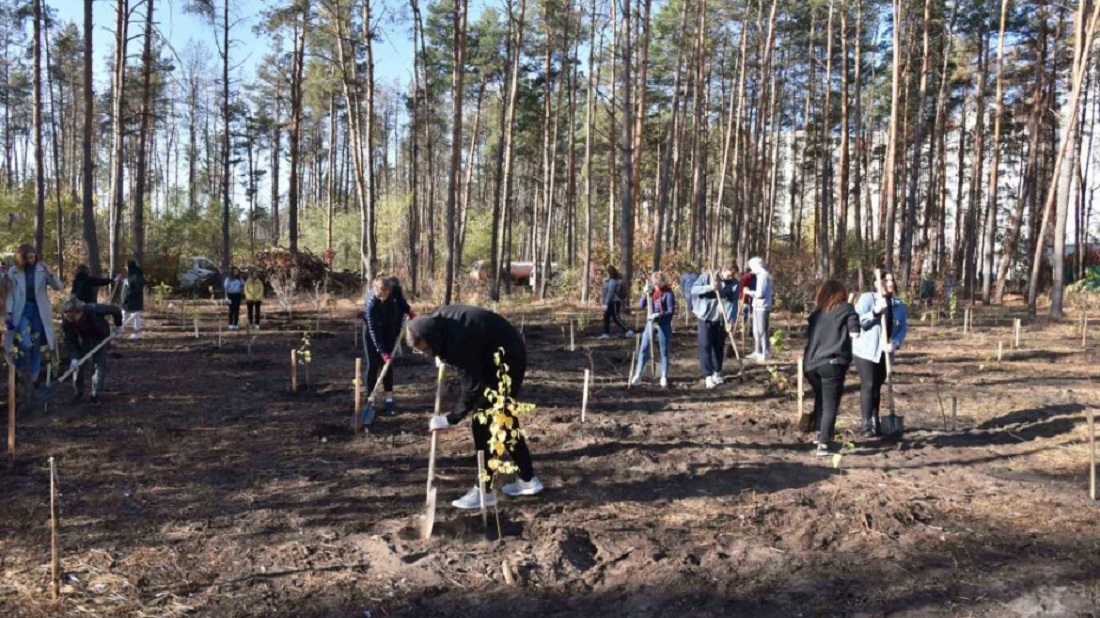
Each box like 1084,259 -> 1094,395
690,263 -> 739,388
744,256 -> 774,360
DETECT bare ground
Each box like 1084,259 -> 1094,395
1,298 -> 1099,617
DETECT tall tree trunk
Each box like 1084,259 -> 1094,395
288,12 -> 307,257
654,0 -> 689,270
835,0 -> 850,277
32,0 -> 45,254
108,0 -> 128,276
964,4 -> 989,302
363,0 -> 377,280
981,0 -> 1010,303
619,0 -> 636,302
581,0 -> 598,301
898,0 -> 932,293
82,0 -> 101,274
220,0 -> 231,271
133,0 -> 154,265
491,0 -> 526,301
880,0 -> 902,270
443,0 -> 468,304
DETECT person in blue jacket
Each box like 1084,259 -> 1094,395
363,276 -> 415,416
691,263 -> 739,388
853,270 -> 908,437
630,271 -> 676,388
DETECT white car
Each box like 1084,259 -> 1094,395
179,256 -> 220,289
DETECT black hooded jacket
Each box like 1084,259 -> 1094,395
407,305 -> 527,425
71,271 -> 113,304
122,261 -> 145,312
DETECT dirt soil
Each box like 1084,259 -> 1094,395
2,298 -> 1099,617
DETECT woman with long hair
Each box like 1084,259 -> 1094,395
853,270 -> 909,437
803,280 -> 861,456
630,271 -> 676,388
598,265 -> 633,339
4,244 -> 63,385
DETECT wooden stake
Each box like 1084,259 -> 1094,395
49,456 -> 60,601
569,320 -> 575,352
931,310 -> 937,328
193,317 -> 199,339
477,451 -> 488,529
628,334 -> 639,387
1084,313 -> 1089,349
951,395 -> 958,431
290,350 -> 298,394
797,357 -> 804,419
1086,409 -> 1095,501
581,369 -> 590,423
353,358 -> 363,434
997,341 -> 1003,362
8,360 -> 15,469
1014,318 -> 1021,349
217,325 -> 222,349
353,318 -> 359,349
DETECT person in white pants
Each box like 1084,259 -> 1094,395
745,257 -> 773,361
121,260 -> 145,339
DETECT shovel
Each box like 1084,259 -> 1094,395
713,273 -> 745,381
422,360 -> 446,540
356,326 -> 405,432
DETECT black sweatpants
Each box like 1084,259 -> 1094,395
603,300 -> 630,335
855,356 -> 888,433
697,318 -> 726,377
471,368 -> 535,486
227,293 -> 243,326
806,362 -> 848,444
246,301 -> 262,326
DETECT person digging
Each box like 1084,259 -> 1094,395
407,305 -> 544,510
62,296 -> 123,405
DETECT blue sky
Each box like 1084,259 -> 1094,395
53,0 -> 418,90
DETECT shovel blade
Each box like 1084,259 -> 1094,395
881,414 -> 904,440
422,486 -> 437,540
359,403 -> 376,427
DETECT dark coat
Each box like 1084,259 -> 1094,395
63,303 -> 122,358
71,272 -> 113,304
406,304 -> 526,425
363,281 -> 411,354
122,262 -> 145,312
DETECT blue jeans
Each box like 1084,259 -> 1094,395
15,308 -> 46,381
634,321 -> 671,379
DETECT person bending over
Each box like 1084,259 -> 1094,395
409,305 -> 544,509
62,296 -> 122,405
363,276 -> 414,416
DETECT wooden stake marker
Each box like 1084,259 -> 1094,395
49,456 -> 60,601
477,451 -> 489,529
193,317 -> 199,339
1090,408 -> 1096,501
1083,313 -> 1088,349
951,395 -> 958,431
217,325 -> 222,349
1014,318 -> 1021,349
581,369 -> 590,423
997,341 -> 1003,362
569,320 -> 575,352
290,350 -> 298,394
797,357 -> 804,419
8,360 -> 15,469
353,359 -> 363,434
628,334 -> 640,387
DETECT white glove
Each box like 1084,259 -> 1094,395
884,342 -> 895,354
873,297 -> 888,314
69,359 -> 79,373
435,356 -> 444,368
224,298 -> 231,306
647,312 -> 660,321
429,415 -> 451,432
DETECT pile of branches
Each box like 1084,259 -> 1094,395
253,248 -> 363,294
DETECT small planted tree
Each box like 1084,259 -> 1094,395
296,331 -> 313,387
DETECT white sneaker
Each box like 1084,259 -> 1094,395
451,485 -> 497,510
660,377 -> 668,388
713,373 -> 724,384
630,373 -> 642,386
502,476 -> 544,497
624,330 -> 635,337
128,333 -> 138,340
597,334 -> 610,340
704,375 -> 717,389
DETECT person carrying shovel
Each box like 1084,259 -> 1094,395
853,270 -> 908,437
690,263 -> 739,388
630,271 -> 676,388
408,305 -> 544,510
61,296 -> 123,405
362,276 -> 414,418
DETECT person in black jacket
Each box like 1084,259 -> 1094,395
62,296 -> 122,405
121,260 -> 145,339
362,276 -> 415,417
802,280 -> 861,456
408,305 -> 544,510
71,264 -> 117,304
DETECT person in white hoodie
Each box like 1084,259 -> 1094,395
598,265 -> 634,339
744,257 -> 773,361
